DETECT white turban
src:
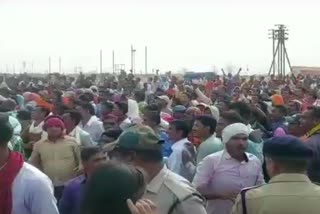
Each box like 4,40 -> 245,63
222,123 -> 249,144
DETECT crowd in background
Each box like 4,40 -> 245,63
1,69 -> 320,214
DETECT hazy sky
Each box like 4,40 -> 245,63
0,0 -> 320,74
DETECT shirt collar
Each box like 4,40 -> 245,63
269,173 -> 311,183
86,116 -> 96,127
202,134 -> 216,143
223,150 -> 249,163
69,126 -> 78,137
172,138 -> 189,149
146,166 -> 168,194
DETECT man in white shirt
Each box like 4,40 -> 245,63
63,110 -> 94,147
167,120 -> 196,182
113,101 -> 132,130
0,113 -> 58,214
77,103 -> 104,143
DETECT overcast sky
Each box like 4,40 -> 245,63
0,0 -> 320,74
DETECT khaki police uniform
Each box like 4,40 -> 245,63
232,173 -> 320,214
231,135 -> 320,214
112,125 -> 207,214
145,166 -> 207,214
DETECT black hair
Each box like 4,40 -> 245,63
309,106 -> 320,120
101,101 -> 114,112
37,106 -> 50,117
274,105 -> 288,116
53,104 -> 69,116
0,114 -> 13,147
115,102 -> 128,115
220,111 -> 245,124
102,129 -> 123,141
170,120 -> 191,138
78,94 -> 91,103
134,90 -> 146,103
81,146 -> 103,162
84,92 -> 94,102
144,104 -> 161,125
145,111 -> 161,125
267,157 -> 309,173
66,110 -> 82,126
17,110 -> 31,121
229,101 -> 252,120
308,90 -> 318,100
80,103 -> 95,116
195,115 -> 217,135
53,90 -> 63,103
145,103 -> 161,112
81,161 -> 145,214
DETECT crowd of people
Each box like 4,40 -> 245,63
1,69 -> 320,214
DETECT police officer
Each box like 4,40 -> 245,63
231,135 -> 320,214
110,125 -> 207,214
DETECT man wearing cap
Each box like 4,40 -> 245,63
29,116 -> 81,201
231,135 -> 320,214
110,125 -> 207,214
193,123 -> 264,214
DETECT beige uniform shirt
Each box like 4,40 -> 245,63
232,173 -> 320,214
144,166 -> 207,214
30,136 -> 80,186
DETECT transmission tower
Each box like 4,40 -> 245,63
268,24 -> 292,76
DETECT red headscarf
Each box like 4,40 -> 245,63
44,116 -> 65,131
0,151 -> 24,214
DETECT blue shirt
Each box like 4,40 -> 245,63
59,175 -> 86,214
159,131 -> 173,157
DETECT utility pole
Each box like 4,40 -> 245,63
131,45 -> 136,73
48,57 -> 51,74
145,46 -> 148,74
22,61 -> 26,73
59,57 -> 62,74
100,50 -> 103,74
268,29 -> 276,75
268,24 -> 292,76
112,50 -> 115,74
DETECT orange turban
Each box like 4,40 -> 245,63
272,94 -> 285,106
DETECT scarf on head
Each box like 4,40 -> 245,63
222,123 -> 249,144
0,151 -> 24,214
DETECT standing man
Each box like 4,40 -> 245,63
0,113 -> 59,214
59,146 -> 106,214
29,116 -> 81,201
300,106 -> 320,182
232,135 -> 320,214
22,106 -> 50,158
113,101 -> 132,130
77,103 -> 104,143
270,105 -> 288,137
193,123 -> 264,214
62,110 -> 94,147
193,115 -> 223,164
142,104 -> 172,158
167,120 -> 196,181
110,125 -> 207,214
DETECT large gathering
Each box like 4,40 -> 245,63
0,69 -> 320,214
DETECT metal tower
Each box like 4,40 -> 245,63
268,24 -> 292,76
